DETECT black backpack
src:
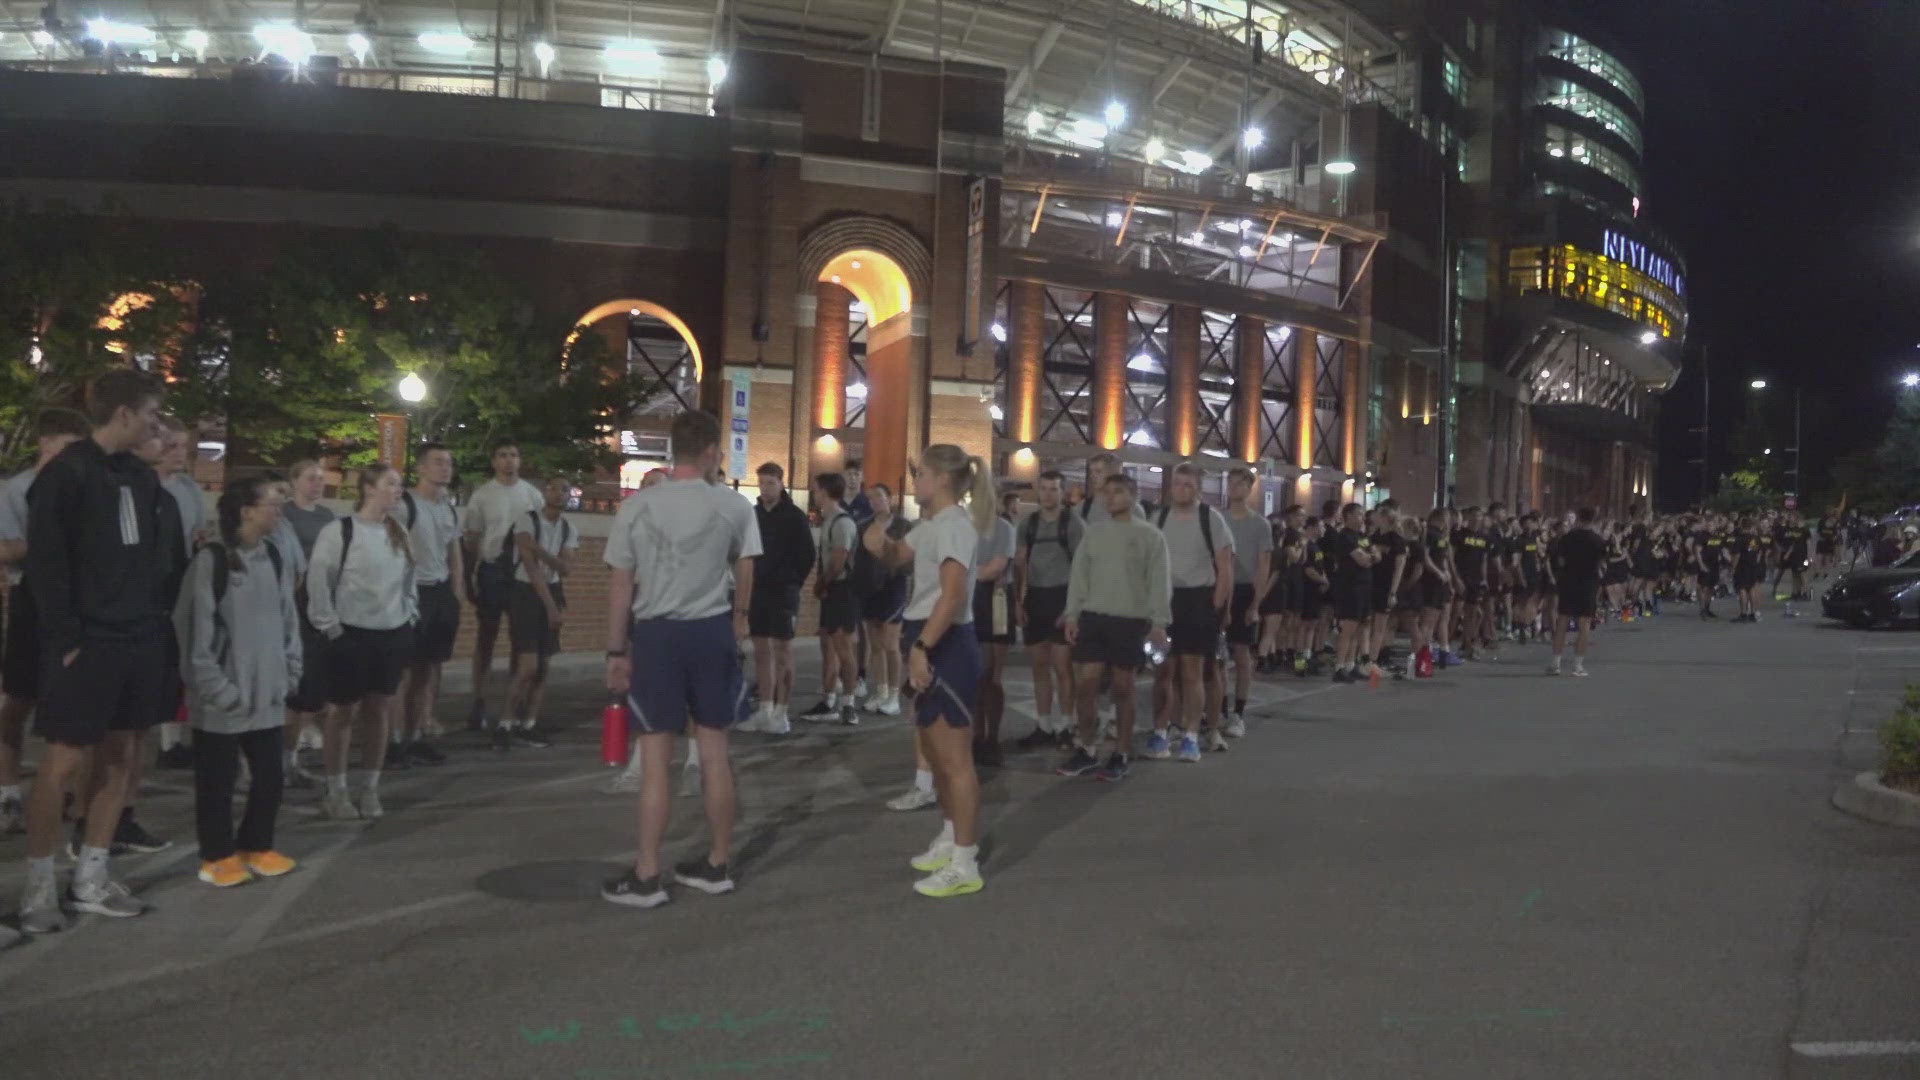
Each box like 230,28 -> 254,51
817,510 -> 854,585
205,539 -> 284,665
1021,510 -> 1075,560
1155,503 -> 1218,583
509,510 -> 572,576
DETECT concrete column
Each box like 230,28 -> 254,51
1167,304 -> 1201,458
1008,280 -> 1045,445
1293,328 -> 1316,470
1233,315 -> 1264,464
1093,292 -> 1129,450
865,312 -> 913,500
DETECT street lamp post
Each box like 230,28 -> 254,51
1749,378 -> 1803,500
397,371 -> 427,479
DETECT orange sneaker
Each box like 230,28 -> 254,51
239,850 -> 297,877
198,856 -> 254,888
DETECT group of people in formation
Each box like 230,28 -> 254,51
1,369 -> 584,944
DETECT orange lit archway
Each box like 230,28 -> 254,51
567,299 -> 703,385
813,250 -> 914,496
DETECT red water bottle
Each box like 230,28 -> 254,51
1414,645 -> 1434,679
601,698 -> 629,767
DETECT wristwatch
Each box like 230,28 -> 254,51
911,639 -> 932,653
606,649 -> 626,659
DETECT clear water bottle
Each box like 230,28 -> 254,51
1143,638 -> 1169,668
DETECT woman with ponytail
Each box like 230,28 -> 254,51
864,444 -> 993,898
306,464 -> 418,822
174,476 -> 303,887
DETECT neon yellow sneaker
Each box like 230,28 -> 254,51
910,838 -> 952,873
913,862 -> 983,898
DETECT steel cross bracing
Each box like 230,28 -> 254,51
1258,324 -> 1297,462
1311,332 -> 1343,467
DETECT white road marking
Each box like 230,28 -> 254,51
1791,1041 -> 1920,1058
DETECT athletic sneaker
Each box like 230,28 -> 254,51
735,705 -> 768,734
1570,661 -> 1589,677
1175,735 -> 1202,763
19,877 -> 65,934
1332,668 -> 1354,684
913,861 -> 983,898
66,820 -> 129,859
114,816 -> 171,854
1546,658 -> 1562,676
285,768 -> 320,793
910,836 -> 953,873
839,704 -> 859,727
601,869 -> 670,909
1444,651 -> 1466,666
321,790 -> 361,822
358,790 -> 385,820
198,856 -> 253,888
797,698 -> 837,720
0,923 -> 19,950
466,700 -> 488,732
1224,714 -> 1246,738
491,725 -> 513,752
511,726 -> 553,749
239,850 -> 297,877
600,772 -> 644,795
68,877 -> 147,918
1055,748 -> 1100,777
854,679 -> 868,702
1016,727 -> 1058,751
1096,753 -> 1131,782
673,857 -> 735,895
874,693 -> 902,718
384,744 -> 413,771
1206,729 -> 1229,753
1142,732 -> 1172,760
759,709 -> 792,736
1,794 -> 23,834
886,786 -> 939,811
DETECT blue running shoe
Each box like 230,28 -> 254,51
1143,732 -> 1171,760
1096,753 -> 1131,782
1175,735 -> 1201,763
1055,748 -> 1100,777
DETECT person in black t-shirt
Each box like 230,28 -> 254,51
1694,514 -> 1729,619
1451,506 -> 1492,660
1422,508 -> 1460,666
1548,507 -> 1608,676
1367,506 -> 1409,673
1325,504 -> 1378,683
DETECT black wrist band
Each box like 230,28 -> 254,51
606,649 -> 626,659
912,639 -> 932,653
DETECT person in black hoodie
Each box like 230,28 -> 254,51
741,463 -> 815,735
17,369 -> 169,932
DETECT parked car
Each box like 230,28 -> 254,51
1822,550 -> 1920,628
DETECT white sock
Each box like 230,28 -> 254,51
913,769 -> 933,793
75,844 -> 110,889
25,854 -> 54,888
158,723 -> 183,750
949,843 -> 979,873
685,742 -> 702,769
936,818 -> 955,845
327,774 -> 348,797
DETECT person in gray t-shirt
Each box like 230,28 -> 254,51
1013,470 -> 1085,745
1221,469 -> 1274,733
1147,464 -> 1235,762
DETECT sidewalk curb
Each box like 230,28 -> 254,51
1831,770 -> 1920,829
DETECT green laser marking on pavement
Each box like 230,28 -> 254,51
1517,887 -> 1546,916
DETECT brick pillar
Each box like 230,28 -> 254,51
1166,304 -> 1201,458
1093,292 -> 1128,450
1233,315 -> 1264,463
1343,339 -> 1367,477
1008,280 -> 1045,445
1294,329 -> 1316,471
811,282 -> 852,434
864,312 -> 912,502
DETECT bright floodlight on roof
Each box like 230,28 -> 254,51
1242,127 -> 1264,150
1026,108 -> 1044,134
347,32 -> 370,62
707,56 -> 728,86
1179,150 -> 1212,173
533,40 -> 555,72
1639,330 -> 1659,345
1325,159 -> 1357,176
417,31 -> 473,53
1104,100 -> 1126,129
605,40 -> 662,75
1143,136 -> 1166,160
87,19 -> 155,46
253,24 -> 314,64
184,29 -> 209,55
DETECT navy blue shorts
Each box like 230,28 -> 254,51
900,619 -> 980,730
627,614 -> 744,735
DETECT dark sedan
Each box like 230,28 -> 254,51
1822,550 -> 1920,628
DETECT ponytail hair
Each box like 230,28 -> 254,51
356,464 -> 414,560
920,443 -> 996,537
215,476 -> 273,574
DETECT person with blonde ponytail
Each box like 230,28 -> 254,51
866,444 -> 991,898
306,464 -> 418,822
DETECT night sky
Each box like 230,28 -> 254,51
1586,0 -> 1920,508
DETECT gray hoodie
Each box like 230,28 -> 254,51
173,540 -> 304,735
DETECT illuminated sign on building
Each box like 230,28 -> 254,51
1603,230 -> 1684,298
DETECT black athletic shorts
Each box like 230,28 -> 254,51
1260,575 -> 1292,617
1557,582 -> 1599,620
747,583 -> 800,641
474,562 -> 514,620
972,580 -> 1013,645
1331,583 -> 1371,622
1733,569 -> 1764,590
1024,584 -> 1068,646
1226,583 -> 1258,646
819,580 -> 861,635
1696,568 -> 1720,586
1423,577 -> 1453,611
3,583 -> 40,700
1169,586 -> 1221,657
1370,575 -> 1398,615
1071,611 -> 1149,671
1298,583 -> 1324,621
412,579 -> 461,664
508,581 -> 564,658
1461,580 -> 1489,604
287,603 -> 331,714
861,577 -> 907,624
325,624 -> 415,705
34,634 -> 168,747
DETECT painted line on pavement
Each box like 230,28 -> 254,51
1791,1041 -> 1920,1058
220,833 -> 360,953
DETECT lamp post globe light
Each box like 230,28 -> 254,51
1902,372 -> 1920,389
398,371 -> 427,403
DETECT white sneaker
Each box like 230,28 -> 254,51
357,790 -> 385,820
876,692 -> 902,717
854,679 -> 868,701
887,787 -> 939,812
600,772 -> 644,795
1224,713 -> 1246,738
18,876 -> 65,934
69,877 -> 148,918
913,860 -> 984,898
761,710 -> 792,735
1206,729 -> 1230,753
910,835 -> 953,872
735,706 -> 766,735
1570,661 -> 1589,677
1546,659 -> 1562,676
321,790 -> 361,821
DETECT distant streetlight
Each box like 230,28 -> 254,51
1903,372 -> 1920,389
1324,159 -> 1357,176
398,372 -> 427,403
1749,378 -> 1768,389
1639,330 -> 1658,346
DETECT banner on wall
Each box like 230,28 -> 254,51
729,369 -> 751,481
374,414 -> 407,470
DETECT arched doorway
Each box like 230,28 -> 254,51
813,249 -> 913,497
568,299 -> 703,492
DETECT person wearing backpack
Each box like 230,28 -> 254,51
854,483 -> 911,720
1013,471 -> 1084,751
501,477 -> 579,746
1144,463 -> 1234,763
460,439 -> 542,735
799,473 -> 860,727
174,476 -> 303,887
391,443 -> 463,765
307,465 -> 418,822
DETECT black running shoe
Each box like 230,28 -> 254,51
511,727 -> 553,749
838,705 -> 859,727
492,725 -> 512,752
407,740 -> 448,766
113,816 -> 171,854
1055,748 -> 1100,777
797,699 -> 837,720
156,745 -> 194,770
672,857 -> 735,895
384,745 -> 413,771
1015,727 -> 1056,750
975,741 -> 1004,768
601,869 -> 670,909
466,700 -> 488,733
